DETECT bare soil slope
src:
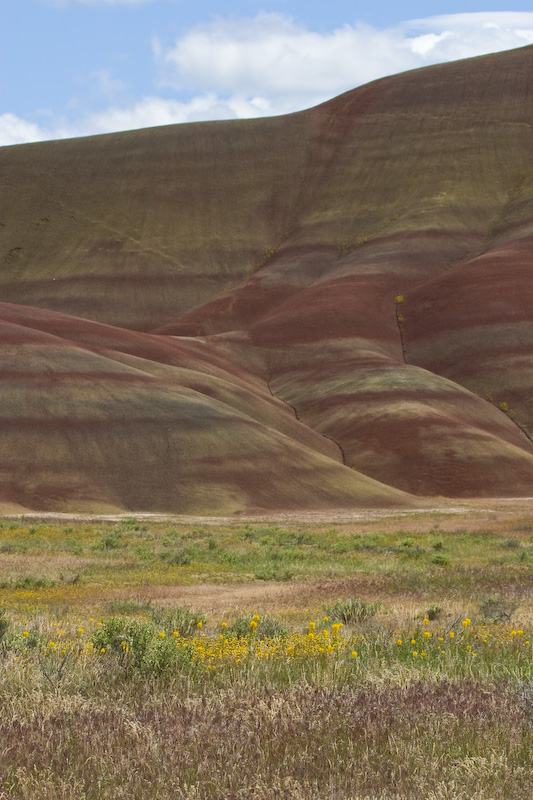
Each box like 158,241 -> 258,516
1,45 -> 533,512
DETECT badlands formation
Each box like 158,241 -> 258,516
1,45 -> 533,514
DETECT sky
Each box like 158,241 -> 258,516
2,2 -> 533,147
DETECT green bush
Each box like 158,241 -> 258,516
432,554 -> 451,567
323,598 -> 382,625
479,596 -> 517,623
91,531 -> 126,551
149,605 -> 206,637
92,617 -> 156,668
92,614 -> 204,674
253,565 -> 294,581
2,629 -> 47,651
103,599 -> 154,616
230,614 -> 288,639
426,604 -> 443,621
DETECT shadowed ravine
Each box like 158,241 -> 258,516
1,45 -> 533,513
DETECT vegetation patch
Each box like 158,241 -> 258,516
0,509 -> 531,798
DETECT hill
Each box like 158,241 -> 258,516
1,45 -> 533,513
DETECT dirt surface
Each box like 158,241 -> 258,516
3,495 -> 533,525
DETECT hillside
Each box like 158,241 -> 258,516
1,45 -> 533,513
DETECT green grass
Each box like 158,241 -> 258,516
0,516 -> 531,607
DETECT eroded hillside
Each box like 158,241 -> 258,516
1,45 -> 532,513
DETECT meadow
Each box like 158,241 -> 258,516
0,504 -> 532,799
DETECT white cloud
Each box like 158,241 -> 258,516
4,11 -> 533,146
0,114 -> 51,147
55,94 -> 270,138
406,12 -> 533,63
160,14 -> 419,114
160,11 -> 533,110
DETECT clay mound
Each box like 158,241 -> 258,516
1,45 -> 533,512
0,303 -> 409,513
404,235 -> 533,436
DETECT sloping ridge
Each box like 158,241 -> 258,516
1,45 -> 533,513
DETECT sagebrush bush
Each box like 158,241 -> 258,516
92,616 -> 156,668
149,605 -> 206,637
479,596 -> 518,623
426,603 -> 442,621
323,598 -> 382,625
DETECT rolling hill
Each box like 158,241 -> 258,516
1,44 -> 532,513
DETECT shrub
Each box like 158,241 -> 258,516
149,605 -> 206,637
432,554 -> 451,567
323,598 -> 382,625
104,599 -> 154,616
503,538 -> 521,549
253,565 -> 294,581
479,596 -> 518,623
92,617 -> 156,668
230,614 -> 288,639
426,604 -> 442,621
91,531 -> 125,551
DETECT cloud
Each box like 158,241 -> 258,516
160,14 -> 418,114
406,12 -> 533,62
0,114 -> 51,147
56,94 -> 269,138
160,11 -> 533,113
4,11 -> 533,146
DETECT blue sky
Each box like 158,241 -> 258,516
2,1 -> 533,146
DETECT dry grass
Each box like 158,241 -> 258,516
0,675 -> 531,799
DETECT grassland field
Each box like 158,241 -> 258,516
0,500 -> 532,799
